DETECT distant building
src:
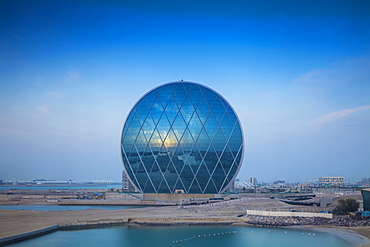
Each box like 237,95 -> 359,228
273,180 -> 286,186
247,177 -> 258,186
362,188 -> 370,211
357,178 -> 370,186
33,179 -> 72,184
318,177 -> 344,187
122,170 -> 136,192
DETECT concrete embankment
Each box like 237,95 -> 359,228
1,216 -> 369,247
0,225 -> 59,245
58,199 -> 177,206
0,217 -> 239,245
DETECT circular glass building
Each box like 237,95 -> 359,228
121,81 -> 244,194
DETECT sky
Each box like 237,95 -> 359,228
0,0 -> 369,183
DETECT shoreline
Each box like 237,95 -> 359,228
286,225 -> 370,247
1,220 -> 369,246
1,196 -> 369,246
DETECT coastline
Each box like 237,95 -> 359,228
1,219 -> 369,246
286,225 -> 370,247
1,196 -> 369,246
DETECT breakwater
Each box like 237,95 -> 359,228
0,218 -> 237,245
0,225 -> 59,245
1,216 -> 369,245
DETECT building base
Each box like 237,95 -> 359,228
142,193 -> 222,203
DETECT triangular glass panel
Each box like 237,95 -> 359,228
235,144 -> 243,164
172,84 -> 187,108
224,144 -> 235,160
172,114 -> 186,142
203,113 -> 218,141
195,96 -> 210,124
212,128 -> 226,154
148,128 -> 162,152
148,162 -> 162,192
228,126 -> 242,151
142,143 -> 154,164
188,85 -> 203,108
220,148 -> 233,165
179,127 -> 194,152
179,165 -> 193,193
157,114 -> 170,141
183,83 -> 193,94
220,115 -> 234,140
195,127 -> 211,153
133,129 -> 147,152
162,162 -> 178,191
188,179 -> 202,193
164,128 -> 178,152
195,163 -> 210,193
212,163 -> 226,191
179,96 -> 194,124
172,144 -> 185,175
126,117 -> 141,142
142,178 -> 156,193
212,97 -> 226,125
156,145 -> 170,172
226,162 -> 238,182
203,149 -> 217,173
135,100 -> 150,126
172,177 -> 186,193
188,111 -> 202,142
168,83 -> 178,95
164,96 -> 179,125
141,116 -> 155,142
204,180 -> 217,194
225,104 -> 238,125
189,144 -> 202,166
143,89 -> 158,107
220,158 -> 232,177
122,110 -> 136,138
121,135 -> 134,154
157,177 -> 171,193
149,96 -> 165,126
203,90 -> 217,109
159,93 -> 172,111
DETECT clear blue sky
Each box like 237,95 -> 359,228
0,0 -> 369,183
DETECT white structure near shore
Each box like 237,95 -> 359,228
247,209 -> 333,219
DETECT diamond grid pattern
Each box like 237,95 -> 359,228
121,82 -> 243,194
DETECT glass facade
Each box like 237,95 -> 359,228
362,189 -> 370,211
121,81 -> 244,194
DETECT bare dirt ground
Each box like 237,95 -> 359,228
1,198 -> 369,246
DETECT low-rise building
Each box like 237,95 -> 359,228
318,177 -> 344,187
362,188 -> 370,211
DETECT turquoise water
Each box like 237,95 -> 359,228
0,184 -> 122,191
6,225 -> 350,247
0,205 -> 140,211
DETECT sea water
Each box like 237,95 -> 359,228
0,184 -> 122,191
0,205 -> 140,211
6,225 -> 350,247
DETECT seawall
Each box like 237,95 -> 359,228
0,225 -> 59,245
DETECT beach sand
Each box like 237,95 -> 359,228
1,199 -> 369,246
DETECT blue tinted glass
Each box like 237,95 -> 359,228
121,82 -> 243,193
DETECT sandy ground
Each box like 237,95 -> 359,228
1,198 -> 369,246
287,226 -> 370,247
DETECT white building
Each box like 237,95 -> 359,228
247,177 -> 258,186
318,177 -> 344,187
